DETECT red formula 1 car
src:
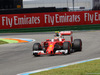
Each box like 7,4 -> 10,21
32,31 -> 82,57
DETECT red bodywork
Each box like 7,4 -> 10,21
35,31 -> 73,55
43,39 -> 66,55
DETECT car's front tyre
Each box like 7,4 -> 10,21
63,42 -> 71,55
32,43 -> 42,57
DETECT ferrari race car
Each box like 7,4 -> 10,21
32,31 -> 82,57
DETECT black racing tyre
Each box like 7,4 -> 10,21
54,44 -> 60,50
63,42 -> 71,54
33,43 -> 42,57
33,43 -> 42,51
73,39 -> 82,51
54,44 -> 60,54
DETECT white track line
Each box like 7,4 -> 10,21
17,57 -> 100,75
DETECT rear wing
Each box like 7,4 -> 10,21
59,31 -> 72,36
59,31 -> 73,42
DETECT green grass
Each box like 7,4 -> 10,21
0,40 -> 8,45
30,59 -> 100,75
0,39 -> 18,44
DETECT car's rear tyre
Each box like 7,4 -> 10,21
33,43 -> 42,57
63,42 -> 71,54
73,39 -> 82,51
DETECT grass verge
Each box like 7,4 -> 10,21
30,59 -> 100,75
0,40 -> 8,45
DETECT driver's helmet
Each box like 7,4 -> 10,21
55,31 -> 60,37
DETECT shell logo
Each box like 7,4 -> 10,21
49,45 -> 53,47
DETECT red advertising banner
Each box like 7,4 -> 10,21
0,10 -> 100,29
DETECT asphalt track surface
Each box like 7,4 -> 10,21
0,31 -> 100,75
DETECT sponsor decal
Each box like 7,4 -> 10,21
1,11 -> 100,29
49,44 -> 53,47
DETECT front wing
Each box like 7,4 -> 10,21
32,49 -> 68,55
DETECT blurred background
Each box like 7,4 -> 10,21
0,0 -> 100,11
23,0 -> 92,10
